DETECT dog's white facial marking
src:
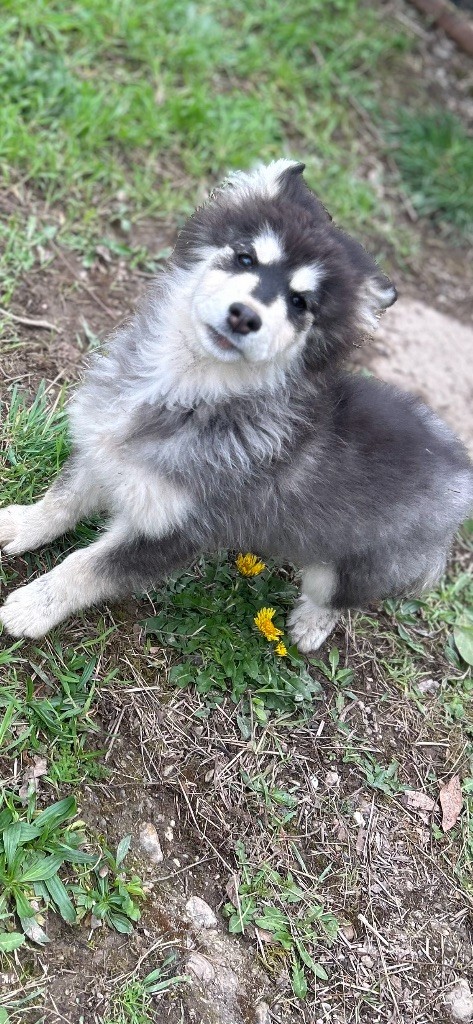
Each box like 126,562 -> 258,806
253,230 -> 283,265
289,264 -> 323,294
192,265 -> 305,366
192,243 -> 233,264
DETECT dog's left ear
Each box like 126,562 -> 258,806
358,271 -> 397,332
335,227 -> 397,330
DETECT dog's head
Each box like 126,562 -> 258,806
171,159 -> 396,372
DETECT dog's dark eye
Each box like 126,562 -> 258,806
291,293 -> 307,311
237,253 -> 255,268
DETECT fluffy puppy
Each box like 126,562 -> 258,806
0,160 -> 472,647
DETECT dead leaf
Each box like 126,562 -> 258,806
439,775 -> 463,832
405,789 -> 437,823
225,873 -> 240,905
355,826 -> 366,857
255,927 -> 277,945
18,757 -> 48,800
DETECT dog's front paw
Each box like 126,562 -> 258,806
288,596 -> 339,653
0,504 -> 45,556
0,577 -> 66,638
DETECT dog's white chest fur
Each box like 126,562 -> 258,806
69,390 -> 192,538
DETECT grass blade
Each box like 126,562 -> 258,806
44,874 -> 77,923
20,855 -> 64,883
32,797 -> 76,833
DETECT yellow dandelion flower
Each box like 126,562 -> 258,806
236,552 -> 266,577
274,642 -> 287,657
254,607 -> 283,642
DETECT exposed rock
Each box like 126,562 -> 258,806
187,952 -> 216,984
255,1001 -> 271,1024
186,895 -> 218,930
417,677 -> 440,694
445,980 -> 473,1023
138,822 -> 163,864
214,966 -> 239,998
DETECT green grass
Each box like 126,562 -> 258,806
0,385 -> 69,505
0,793 -> 144,945
0,0 -> 409,239
224,840 -> 339,999
145,556 -> 323,724
0,645 -> 111,786
389,110 -> 473,235
104,957 -> 188,1024
0,216 -> 58,307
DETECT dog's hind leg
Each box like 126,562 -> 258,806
288,563 -> 340,652
0,522 -> 201,638
0,455 -> 102,556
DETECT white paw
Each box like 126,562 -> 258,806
0,504 -> 48,556
0,576 -> 68,638
288,596 -> 339,653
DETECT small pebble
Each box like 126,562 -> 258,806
139,822 -> 164,864
255,1001 -> 271,1024
185,895 -> 218,930
417,677 -> 440,694
444,980 -> 473,1023
187,952 -> 216,984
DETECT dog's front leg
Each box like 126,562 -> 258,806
0,455 -> 102,556
288,563 -> 340,651
0,521 -> 201,638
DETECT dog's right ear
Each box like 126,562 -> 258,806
278,161 -> 333,222
278,160 -> 306,182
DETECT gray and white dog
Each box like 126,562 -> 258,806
1,160 -> 472,647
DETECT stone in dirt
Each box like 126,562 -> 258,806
187,951 -> 216,983
186,895 -> 218,929
138,822 -> 164,864
444,979 -> 473,1022
255,1002 -> 271,1024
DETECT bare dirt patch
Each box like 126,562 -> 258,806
367,297 -> 473,453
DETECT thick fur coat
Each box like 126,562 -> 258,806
1,160 -> 472,648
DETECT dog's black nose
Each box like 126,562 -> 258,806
227,303 -> 262,335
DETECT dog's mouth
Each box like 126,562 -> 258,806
206,325 -> 240,354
